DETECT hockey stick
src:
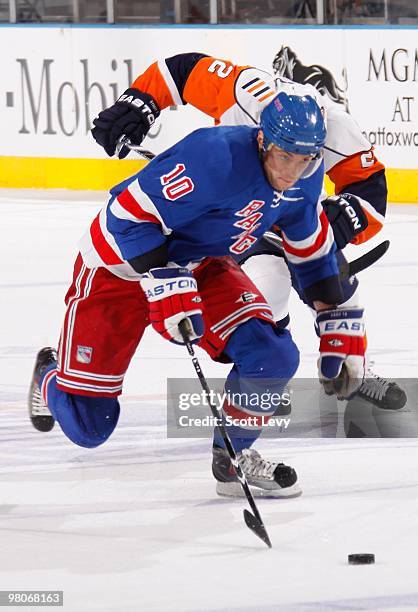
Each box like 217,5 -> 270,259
339,239 -> 390,279
178,319 -> 272,549
115,135 -> 155,161
263,231 -> 390,279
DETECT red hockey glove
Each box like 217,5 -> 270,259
140,267 -> 204,345
316,307 -> 366,399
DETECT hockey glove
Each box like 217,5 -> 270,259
322,194 -> 368,249
317,307 -> 366,400
140,267 -> 204,345
91,88 -> 160,159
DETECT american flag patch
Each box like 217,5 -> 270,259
274,98 -> 283,111
76,345 -> 93,364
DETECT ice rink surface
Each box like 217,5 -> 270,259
1,189 -> 418,611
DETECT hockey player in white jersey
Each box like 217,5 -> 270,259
91,52 -> 406,413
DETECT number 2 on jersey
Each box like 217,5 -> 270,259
208,59 -> 233,79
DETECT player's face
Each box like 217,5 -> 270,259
258,131 -> 314,191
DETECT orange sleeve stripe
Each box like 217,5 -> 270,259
131,62 -> 175,110
259,90 -> 276,103
350,208 -> 383,245
183,57 -> 249,121
327,150 -> 385,195
248,81 -> 265,93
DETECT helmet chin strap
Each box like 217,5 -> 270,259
257,134 -> 268,160
263,139 -> 274,154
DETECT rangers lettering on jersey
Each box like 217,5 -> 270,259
230,200 -> 265,255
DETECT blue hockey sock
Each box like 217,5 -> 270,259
213,319 -> 299,452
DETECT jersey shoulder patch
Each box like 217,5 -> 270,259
234,68 -> 277,124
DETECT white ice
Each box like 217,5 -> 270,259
1,190 -> 418,612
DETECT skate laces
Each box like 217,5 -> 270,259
29,347 -> 56,417
239,449 -> 277,480
30,384 -> 51,416
359,368 -> 392,402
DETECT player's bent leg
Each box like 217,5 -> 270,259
216,318 -> 299,451
291,252 -> 407,413
46,383 -> 120,449
28,254 -> 148,445
240,251 -> 292,415
240,253 -> 292,415
195,257 -> 300,497
28,347 -> 120,447
212,318 -> 301,498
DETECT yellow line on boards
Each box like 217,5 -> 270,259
324,169 -> 418,204
0,156 -> 148,191
1,156 -> 417,203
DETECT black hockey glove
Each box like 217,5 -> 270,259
91,88 -> 160,159
322,193 -> 368,250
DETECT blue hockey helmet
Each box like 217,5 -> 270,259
260,92 -> 326,157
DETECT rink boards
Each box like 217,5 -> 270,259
0,24 -> 417,201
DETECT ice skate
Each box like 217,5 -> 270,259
212,446 -> 301,498
351,367 -> 407,411
272,385 -> 292,417
28,347 -> 57,432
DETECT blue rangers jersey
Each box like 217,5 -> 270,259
79,125 -> 339,298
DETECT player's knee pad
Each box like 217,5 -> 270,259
48,386 -> 120,448
225,318 -> 299,381
241,254 -> 291,322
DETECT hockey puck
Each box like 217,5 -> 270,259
348,553 -> 375,565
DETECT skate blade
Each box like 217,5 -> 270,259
216,481 -> 302,499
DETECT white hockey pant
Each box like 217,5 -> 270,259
241,252 -> 362,323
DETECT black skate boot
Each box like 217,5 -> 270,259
212,445 -> 301,498
28,347 -> 57,432
351,367 -> 407,411
272,386 -> 292,417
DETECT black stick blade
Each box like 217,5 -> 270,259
347,240 -> 390,277
243,509 -> 272,548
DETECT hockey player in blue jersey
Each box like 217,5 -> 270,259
28,92 -> 367,498
91,52 -> 406,415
